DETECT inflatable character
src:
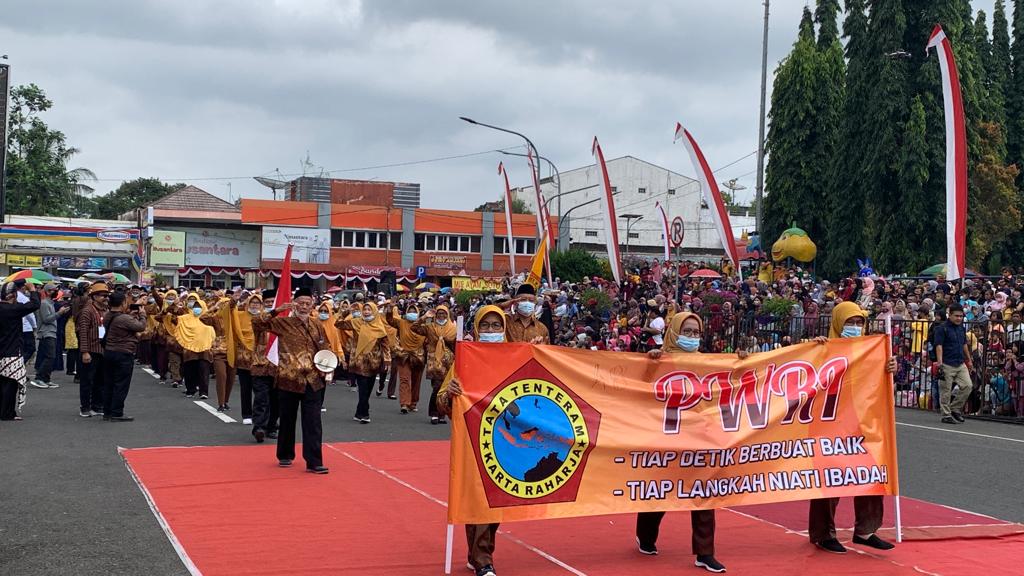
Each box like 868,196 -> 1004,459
857,258 -> 875,277
771,225 -> 817,263
745,231 -> 762,258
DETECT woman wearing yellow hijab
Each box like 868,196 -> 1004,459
413,304 -> 457,424
435,305 -> 505,576
641,311 -> 725,573
172,293 -> 215,399
387,301 -> 426,414
155,289 -> 184,388
336,301 -> 391,423
809,300 -> 895,554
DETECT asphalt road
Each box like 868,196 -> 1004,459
2,364 -> 1022,575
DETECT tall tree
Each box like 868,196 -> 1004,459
4,84 -> 95,217
970,122 -> 1021,264
91,178 -> 186,219
992,0 -> 1012,127
1009,0 -> 1024,183
823,0 -> 869,277
885,97 -> 932,274
763,8 -> 820,247
975,10 -> 999,123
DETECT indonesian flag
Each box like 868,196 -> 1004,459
655,200 -> 670,262
674,122 -> 741,279
927,25 -> 968,282
592,136 -> 622,284
527,149 -> 554,285
497,162 -> 517,275
266,244 -> 293,366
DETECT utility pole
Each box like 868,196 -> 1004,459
0,57 -> 10,223
754,0 -> 770,236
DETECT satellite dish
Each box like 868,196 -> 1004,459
254,175 -> 288,200
721,178 -> 747,192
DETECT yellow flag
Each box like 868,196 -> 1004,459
525,235 -> 547,290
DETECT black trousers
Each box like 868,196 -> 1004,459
35,337 -> 56,382
79,353 -> 105,413
66,348 -> 79,375
636,510 -> 716,556
276,385 -> 323,467
182,359 -> 211,396
251,375 -> 279,434
103,351 -> 135,418
0,375 -> 17,420
355,374 -> 375,419
22,332 -> 36,362
236,369 -> 255,419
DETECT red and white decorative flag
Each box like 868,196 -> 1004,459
655,200 -> 671,262
591,136 -> 622,284
526,148 -> 554,285
927,25 -> 968,282
266,244 -> 293,366
674,122 -> 741,279
497,162 -> 517,276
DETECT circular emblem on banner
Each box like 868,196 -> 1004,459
477,378 -> 591,500
670,217 -> 685,247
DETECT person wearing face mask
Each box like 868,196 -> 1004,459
387,302 -> 427,414
172,294 -> 215,399
640,312 -> 725,573
336,301 -> 393,424
155,290 -> 184,388
436,305 -> 506,576
412,304 -> 457,424
807,301 -> 896,554
503,284 -> 549,345
253,287 -> 332,473
234,294 -> 279,441
203,296 -> 236,412
137,290 -> 161,372
317,300 -> 346,409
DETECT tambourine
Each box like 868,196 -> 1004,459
313,350 -> 339,373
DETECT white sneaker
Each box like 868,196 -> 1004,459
321,408 -> 327,412
30,380 -> 49,389
47,382 -> 60,389
242,418 -> 253,425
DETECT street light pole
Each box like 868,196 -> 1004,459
754,0 -> 770,237
557,191 -> 621,250
497,150 -> 563,250
620,214 -> 643,259
0,57 -> 10,223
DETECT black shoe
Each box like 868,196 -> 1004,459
171,381 -> 179,388
278,459 -> 292,467
941,416 -> 959,424
253,429 -> 265,443
815,538 -> 847,554
185,393 -> 195,398
695,555 -> 727,573
438,418 -> 447,425
306,465 -> 330,474
109,415 -> 135,422
199,394 -> 208,400
636,537 -> 658,555
388,395 -> 397,400
431,417 -> 439,425
267,431 -> 278,439
952,411 -> 966,423
853,534 -> 895,550
102,415 -> 112,421
375,390 -> 382,397
217,405 -> 226,412
223,404 -> 230,411
400,407 -> 409,414
475,565 -> 496,576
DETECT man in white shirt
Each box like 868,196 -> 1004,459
18,288 -> 37,362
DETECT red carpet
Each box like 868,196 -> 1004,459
121,440 -> 1024,575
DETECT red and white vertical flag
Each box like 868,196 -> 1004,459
526,148 -> 554,285
655,200 -> 671,262
266,244 -> 293,366
592,136 -> 622,284
674,122 -> 741,279
497,162 -> 517,276
927,25 -> 968,282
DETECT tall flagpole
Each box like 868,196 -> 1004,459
755,0 -> 770,236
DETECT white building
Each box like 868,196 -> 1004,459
513,156 -> 731,263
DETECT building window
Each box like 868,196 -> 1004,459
336,230 -> 397,250
494,237 -> 507,254
415,233 -> 425,251
628,232 -> 639,239
426,235 -> 436,251
390,232 -> 402,250
471,237 -> 481,253
584,230 -> 598,237
494,237 -> 535,255
414,233 -> 481,253
638,187 -> 646,194
667,188 -> 676,195
611,186 -> 618,192
331,230 -> 344,247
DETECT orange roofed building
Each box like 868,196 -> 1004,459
240,199 -> 554,288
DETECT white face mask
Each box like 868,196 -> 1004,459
479,332 -> 505,343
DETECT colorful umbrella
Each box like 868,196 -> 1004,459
688,269 -> 722,279
439,287 -> 452,294
327,286 -> 343,294
415,282 -> 439,292
395,284 -> 410,293
918,263 -> 978,278
4,269 -> 56,285
102,272 -> 132,285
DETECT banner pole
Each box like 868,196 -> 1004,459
444,523 -> 454,575
884,315 -> 903,543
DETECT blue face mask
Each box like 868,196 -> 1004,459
676,335 -> 700,352
248,308 -> 261,316
841,326 -> 863,338
405,312 -> 419,322
351,311 -> 362,318
479,332 -> 505,343
318,312 -> 330,321
516,301 -> 536,316
363,313 -> 375,322
192,307 -> 202,316
435,318 -> 448,326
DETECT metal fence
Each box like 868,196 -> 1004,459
696,312 -> 1024,424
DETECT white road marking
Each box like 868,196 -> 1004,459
896,421 -> 1024,444
118,447 -> 203,576
326,444 -> 588,575
193,400 -> 236,423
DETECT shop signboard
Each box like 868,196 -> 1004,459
150,230 -> 186,267
261,226 -> 330,264
185,229 -> 260,268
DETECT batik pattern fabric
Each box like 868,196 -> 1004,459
1,355 -> 28,416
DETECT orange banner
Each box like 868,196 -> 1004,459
448,335 -> 899,524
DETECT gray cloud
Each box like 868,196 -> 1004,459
2,0 -> 1002,209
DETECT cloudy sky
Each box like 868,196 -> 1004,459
3,0 -> 1003,210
